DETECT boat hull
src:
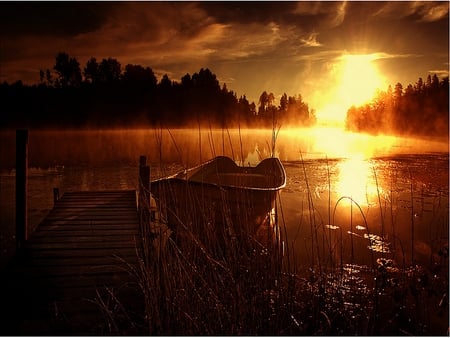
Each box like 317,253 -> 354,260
149,156 -> 285,248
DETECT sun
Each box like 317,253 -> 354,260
338,54 -> 386,105
317,53 -> 387,125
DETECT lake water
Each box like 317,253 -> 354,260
0,128 -> 448,271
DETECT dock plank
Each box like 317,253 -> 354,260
0,190 -> 145,335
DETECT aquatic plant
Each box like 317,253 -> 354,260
124,132 -> 448,335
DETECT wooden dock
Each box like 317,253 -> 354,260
0,190 -> 146,335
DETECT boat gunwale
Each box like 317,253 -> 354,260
150,156 -> 286,192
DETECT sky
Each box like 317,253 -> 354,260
0,1 -> 448,123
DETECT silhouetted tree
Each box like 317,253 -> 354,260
39,70 -> 45,84
415,77 -> 423,93
181,73 -> 192,89
431,74 -> 439,90
84,57 -> 100,84
393,82 -> 403,107
267,92 -> 275,109
280,93 -> 288,112
1,51 -> 319,130
258,91 -> 268,116
122,64 -> 157,88
192,68 -> 220,90
46,70 -> 53,87
54,52 -> 82,87
39,69 -> 53,87
345,74 -> 449,136
237,95 -> 252,122
426,74 -> 432,88
159,74 -> 172,91
98,58 -> 121,84
404,84 -> 414,97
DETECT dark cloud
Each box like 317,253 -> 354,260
372,1 -> 449,22
198,1 -> 349,33
0,1 -> 447,111
198,2 -> 298,24
0,2 -> 114,38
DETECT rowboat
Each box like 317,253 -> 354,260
149,156 -> 286,247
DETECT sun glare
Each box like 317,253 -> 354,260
339,54 -> 386,106
336,157 -> 382,206
317,54 -> 387,125
309,127 -> 396,159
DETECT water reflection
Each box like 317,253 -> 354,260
365,233 -> 391,253
1,127 -> 448,170
281,151 -> 448,270
309,127 -> 395,159
0,128 -> 448,272
243,144 -> 280,166
335,157 -> 382,207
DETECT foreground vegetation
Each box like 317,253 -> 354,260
126,207 -> 448,334
102,159 -> 449,335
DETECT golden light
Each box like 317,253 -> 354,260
308,127 -> 397,159
335,156 -> 382,206
317,53 -> 387,125
338,54 -> 386,106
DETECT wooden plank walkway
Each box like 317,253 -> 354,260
0,190 -> 146,335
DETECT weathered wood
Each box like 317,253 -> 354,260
45,210 -> 137,217
139,155 -> 147,167
25,240 -> 137,250
138,156 -> 151,264
15,129 -> 28,250
1,190 -> 144,335
139,155 -> 150,207
53,187 -> 59,204
31,229 -> 138,237
28,255 -> 138,267
26,248 -> 138,258
38,222 -> 139,228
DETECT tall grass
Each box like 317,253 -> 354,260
136,189 -> 287,334
125,133 -> 448,336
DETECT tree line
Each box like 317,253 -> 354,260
345,74 -> 449,137
0,52 -> 316,129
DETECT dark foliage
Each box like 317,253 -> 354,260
345,75 -> 449,137
0,52 -> 316,129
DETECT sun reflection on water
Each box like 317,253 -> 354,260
281,127 -> 404,161
309,127 -> 398,159
335,157 -> 382,206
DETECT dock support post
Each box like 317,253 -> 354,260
139,156 -> 150,205
138,156 -> 152,264
16,129 -> 28,251
53,188 -> 60,205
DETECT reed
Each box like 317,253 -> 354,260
124,131 -> 448,335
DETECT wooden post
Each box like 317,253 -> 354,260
138,156 -> 152,264
16,129 -> 28,251
139,155 -> 147,168
53,187 -> 60,205
139,156 -> 150,206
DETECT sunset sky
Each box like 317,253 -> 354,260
1,1 -> 448,122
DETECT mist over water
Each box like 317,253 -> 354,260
0,127 -> 448,170
0,127 -> 448,271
